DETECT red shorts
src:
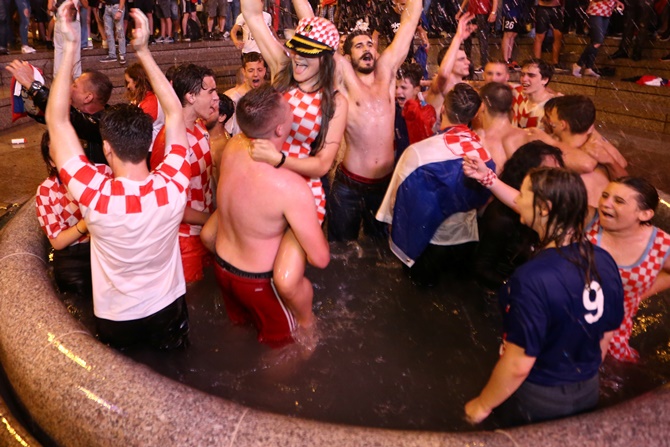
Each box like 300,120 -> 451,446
179,235 -> 212,283
214,254 -> 295,348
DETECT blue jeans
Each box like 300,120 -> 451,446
103,3 -> 125,57
80,6 -> 89,48
326,166 -> 390,242
11,0 -> 31,45
577,15 -> 609,68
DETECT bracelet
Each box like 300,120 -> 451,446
479,168 -> 497,188
117,9 -> 124,13
75,222 -> 86,235
274,152 -> 286,169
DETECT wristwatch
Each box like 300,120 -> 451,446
27,81 -> 43,98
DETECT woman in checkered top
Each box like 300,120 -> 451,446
585,177 -> 670,363
35,131 -> 111,298
239,0 -> 348,339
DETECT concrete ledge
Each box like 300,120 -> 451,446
1,203 -> 669,446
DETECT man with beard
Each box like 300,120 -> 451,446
325,0 -> 423,242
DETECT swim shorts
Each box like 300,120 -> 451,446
214,254 -> 296,348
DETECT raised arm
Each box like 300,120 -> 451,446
46,0 -> 85,170
241,0 -> 289,75
424,12 -> 475,113
376,0 -> 423,72
292,0 -> 315,19
463,155 -> 520,212
131,8 -> 188,151
249,93 -> 348,177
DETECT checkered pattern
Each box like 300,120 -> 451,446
283,88 -> 326,223
293,17 -> 339,51
512,86 -> 548,129
180,123 -> 214,237
35,166 -> 110,243
60,145 -> 191,215
586,0 -> 616,17
587,217 -> 670,362
442,125 -> 492,161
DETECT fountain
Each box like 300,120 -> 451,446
1,201 -> 669,446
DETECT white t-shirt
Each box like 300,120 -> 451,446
61,144 -> 190,321
235,11 -> 273,54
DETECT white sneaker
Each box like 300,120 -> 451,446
21,45 -> 36,54
572,63 -> 582,78
583,68 -> 600,78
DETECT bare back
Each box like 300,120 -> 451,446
215,136 -> 314,272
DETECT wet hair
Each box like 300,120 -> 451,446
521,58 -> 553,84
124,63 -> 151,104
612,176 -> 659,225
99,104 -> 153,164
171,64 -> 216,106
40,131 -> 58,178
527,168 -> 596,282
444,83 -> 481,125
479,82 -> 513,116
83,70 -> 113,105
241,51 -> 267,70
217,92 -> 235,126
236,85 -> 286,139
549,95 -> 596,134
396,62 -> 423,87
165,65 -> 178,83
273,51 -> 337,156
343,30 -> 371,56
500,141 -> 565,189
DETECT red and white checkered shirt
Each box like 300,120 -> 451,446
512,85 -> 548,130
180,122 -> 214,237
35,165 -> 111,245
283,88 -> 326,223
60,144 -> 191,321
587,216 -> 670,362
586,0 -> 617,17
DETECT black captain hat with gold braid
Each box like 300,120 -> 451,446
285,17 -> 339,56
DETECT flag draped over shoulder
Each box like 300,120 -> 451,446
377,125 -> 496,266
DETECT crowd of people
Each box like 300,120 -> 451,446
3,0 -> 670,64
6,0 -> 670,430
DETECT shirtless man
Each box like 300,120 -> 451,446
322,0 -> 423,241
474,82 -> 534,171
214,84 -> 329,347
224,51 -> 267,136
531,95 -> 628,207
512,58 -> 559,129
424,13 -> 475,123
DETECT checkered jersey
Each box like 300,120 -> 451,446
180,122 -> 214,237
587,217 -> 670,362
442,124 -> 492,161
586,0 -> 616,17
512,85 -> 548,130
283,88 -> 326,223
35,164 -> 111,244
59,144 -> 191,321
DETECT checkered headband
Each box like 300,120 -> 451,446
285,17 -> 339,56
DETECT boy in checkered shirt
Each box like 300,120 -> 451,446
46,2 -> 192,349
150,63 -> 218,283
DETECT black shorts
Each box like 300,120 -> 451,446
30,0 -> 50,22
503,16 -> 525,34
96,295 -> 190,350
183,0 -> 196,13
134,0 -> 154,14
535,6 -> 564,34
